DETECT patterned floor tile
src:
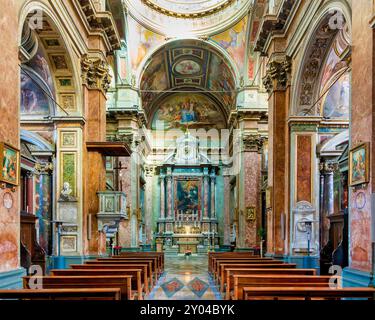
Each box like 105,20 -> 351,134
187,277 -> 209,297
161,277 -> 184,298
146,254 -> 222,300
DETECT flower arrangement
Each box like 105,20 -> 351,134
113,246 -> 122,256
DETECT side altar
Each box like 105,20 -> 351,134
155,132 -> 219,253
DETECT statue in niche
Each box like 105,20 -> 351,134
58,182 -> 76,202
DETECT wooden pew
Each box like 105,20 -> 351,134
209,255 -> 268,273
103,256 -> 162,275
215,263 -> 297,284
23,275 -> 134,300
96,257 -> 160,280
212,258 -> 282,277
231,275 -> 332,300
0,288 -> 121,300
118,252 -> 164,271
70,263 -> 150,293
243,287 -> 375,300
208,253 -> 261,272
50,269 -> 144,299
85,260 -> 156,285
223,268 -> 316,299
214,260 -> 289,281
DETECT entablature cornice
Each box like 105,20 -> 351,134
73,0 -> 121,52
254,0 -> 300,55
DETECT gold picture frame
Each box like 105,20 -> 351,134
246,207 -> 256,221
0,142 -> 20,186
349,142 -> 370,186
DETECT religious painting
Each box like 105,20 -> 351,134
141,52 -> 168,110
174,60 -> 201,76
27,46 -> 54,92
0,142 -> 20,186
211,16 -> 248,72
50,55 -> 68,70
151,93 -> 226,130
21,73 -> 51,115
175,179 -> 201,212
321,72 -> 350,119
128,16 -> 166,72
349,142 -> 370,186
207,53 -> 235,108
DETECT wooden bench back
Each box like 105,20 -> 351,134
0,288 -> 121,300
232,275 -> 333,300
242,287 -> 375,300
84,260 -> 155,284
69,264 -> 150,292
50,269 -> 144,299
94,257 -> 162,277
223,268 -> 316,299
23,275 -> 133,300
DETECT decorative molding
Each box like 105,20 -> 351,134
144,165 -> 156,177
254,0 -> 298,55
81,55 -> 112,93
242,134 -> 265,153
263,55 -> 292,93
319,161 -> 338,174
34,162 -> 54,175
141,0 -> 234,18
75,0 -> 121,51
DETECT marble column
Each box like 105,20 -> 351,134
320,162 -> 337,247
211,176 -> 216,219
263,55 -> 291,256
242,134 -> 264,248
223,174 -> 231,246
350,0 -> 372,272
204,176 -> 209,219
160,176 -> 165,219
166,176 -> 172,219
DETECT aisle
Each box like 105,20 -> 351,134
146,255 -> 222,300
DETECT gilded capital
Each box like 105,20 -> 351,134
263,56 -> 292,93
81,55 -> 112,93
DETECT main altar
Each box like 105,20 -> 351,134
155,132 -> 219,253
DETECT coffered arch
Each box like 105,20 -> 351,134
138,38 -> 238,127
19,1 -> 83,117
292,1 -> 352,117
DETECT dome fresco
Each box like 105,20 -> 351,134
143,0 -> 232,16
123,0 -> 251,37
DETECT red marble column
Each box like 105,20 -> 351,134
349,0 -> 374,272
0,0 -> 21,273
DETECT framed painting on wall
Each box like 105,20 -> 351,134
0,142 -> 20,186
349,142 -> 370,186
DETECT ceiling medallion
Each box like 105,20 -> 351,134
174,60 -> 202,76
142,0 -> 233,18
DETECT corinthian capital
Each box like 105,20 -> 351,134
243,134 -> 265,152
81,54 -> 112,93
263,55 -> 292,93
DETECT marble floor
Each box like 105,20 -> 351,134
146,254 -> 222,300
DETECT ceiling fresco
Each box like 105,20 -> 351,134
210,16 -> 248,73
127,16 -> 166,73
151,93 -> 227,130
139,40 -> 237,126
123,0 -> 252,37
